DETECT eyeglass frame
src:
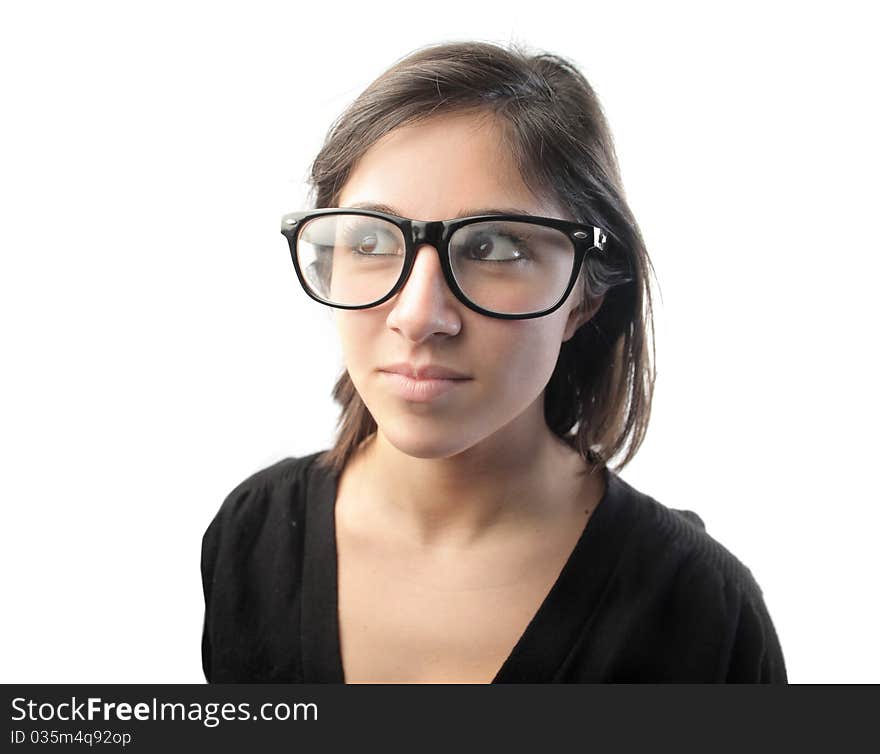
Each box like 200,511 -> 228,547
280,207 -> 609,320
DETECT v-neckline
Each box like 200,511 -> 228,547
300,454 -> 626,683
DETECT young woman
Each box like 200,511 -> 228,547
201,40 -> 787,684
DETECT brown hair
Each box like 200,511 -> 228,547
306,39 -> 656,476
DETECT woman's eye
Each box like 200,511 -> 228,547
344,229 -> 401,255
355,234 -> 379,253
466,233 -> 529,262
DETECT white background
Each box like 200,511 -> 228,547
1,0 -> 877,683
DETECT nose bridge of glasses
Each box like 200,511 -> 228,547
411,219 -> 446,249
399,221 -> 451,301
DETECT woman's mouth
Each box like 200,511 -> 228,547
378,371 -> 471,402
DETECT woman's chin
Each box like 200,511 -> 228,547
372,422 -> 476,461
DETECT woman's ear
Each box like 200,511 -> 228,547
562,292 -> 604,342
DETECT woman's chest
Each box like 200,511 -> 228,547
334,522 -> 582,684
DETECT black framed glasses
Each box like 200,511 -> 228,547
280,207 -> 608,320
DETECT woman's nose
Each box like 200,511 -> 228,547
384,244 -> 462,340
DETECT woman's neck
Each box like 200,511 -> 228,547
337,420 -> 599,551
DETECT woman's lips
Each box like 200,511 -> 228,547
378,371 -> 471,402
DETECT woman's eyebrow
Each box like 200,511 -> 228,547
347,201 -> 535,218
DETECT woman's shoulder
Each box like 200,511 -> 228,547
600,471 -> 787,681
201,449 -> 329,562
606,470 -> 764,595
221,450 -> 325,503
201,450 -> 329,683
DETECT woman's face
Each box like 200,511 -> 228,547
334,111 -> 597,460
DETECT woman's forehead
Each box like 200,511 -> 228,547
338,113 -> 562,219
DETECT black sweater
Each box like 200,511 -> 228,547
201,451 -> 787,683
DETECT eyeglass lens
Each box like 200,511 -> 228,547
295,213 -> 576,316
